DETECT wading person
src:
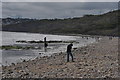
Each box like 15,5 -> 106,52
44,37 -> 48,52
67,43 -> 74,62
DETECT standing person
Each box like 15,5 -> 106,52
67,43 -> 74,62
44,37 -> 48,52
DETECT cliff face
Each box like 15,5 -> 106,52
2,10 -> 119,36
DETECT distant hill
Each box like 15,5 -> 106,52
2,18 -> 36,25
2,10 -> 119,36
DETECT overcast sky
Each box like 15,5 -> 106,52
2,2 -> 118,19
2,0 -> 120,2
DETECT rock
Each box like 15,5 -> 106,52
73,48 -> 77,50
24,72 -> 29,76
8,70 -> 13,74
11,63 -> 15,66
23,60 -> 26,62
104,76 -> 112,79
84,64 -> 88,66
83,51 -> 88,54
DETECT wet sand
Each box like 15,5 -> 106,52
2,36 -> 119,78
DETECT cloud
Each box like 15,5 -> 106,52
2,2 -> 118,19
2,0 -> 120,2
0,2 -> 2,18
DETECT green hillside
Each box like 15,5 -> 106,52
2,10 -> 119,36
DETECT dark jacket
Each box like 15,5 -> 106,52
67,43 -> 73,52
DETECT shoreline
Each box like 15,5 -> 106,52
1,31 -> 118,37
2,36 -> 97,66
2,36 -> 118,78
1,32 -> 97,66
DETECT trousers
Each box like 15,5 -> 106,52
67,52 -> 74,62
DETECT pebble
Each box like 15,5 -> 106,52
2,36 -> 118,78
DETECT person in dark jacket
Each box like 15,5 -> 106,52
44,37 -> 48,52
67,43 -> 74,62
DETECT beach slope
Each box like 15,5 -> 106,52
2,36 -> 118,78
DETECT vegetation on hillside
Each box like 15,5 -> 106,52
2,10 -> 119,36
16,40 -> 78,43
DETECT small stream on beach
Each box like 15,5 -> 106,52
1,31 -> 97,66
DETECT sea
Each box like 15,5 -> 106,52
0,31 -> 96,66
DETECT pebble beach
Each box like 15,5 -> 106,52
2,36 -> 119,78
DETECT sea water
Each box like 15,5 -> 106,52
1,31 -> 96,66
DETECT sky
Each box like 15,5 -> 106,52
2,0 -> 120,2
2,2 -> 118,19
